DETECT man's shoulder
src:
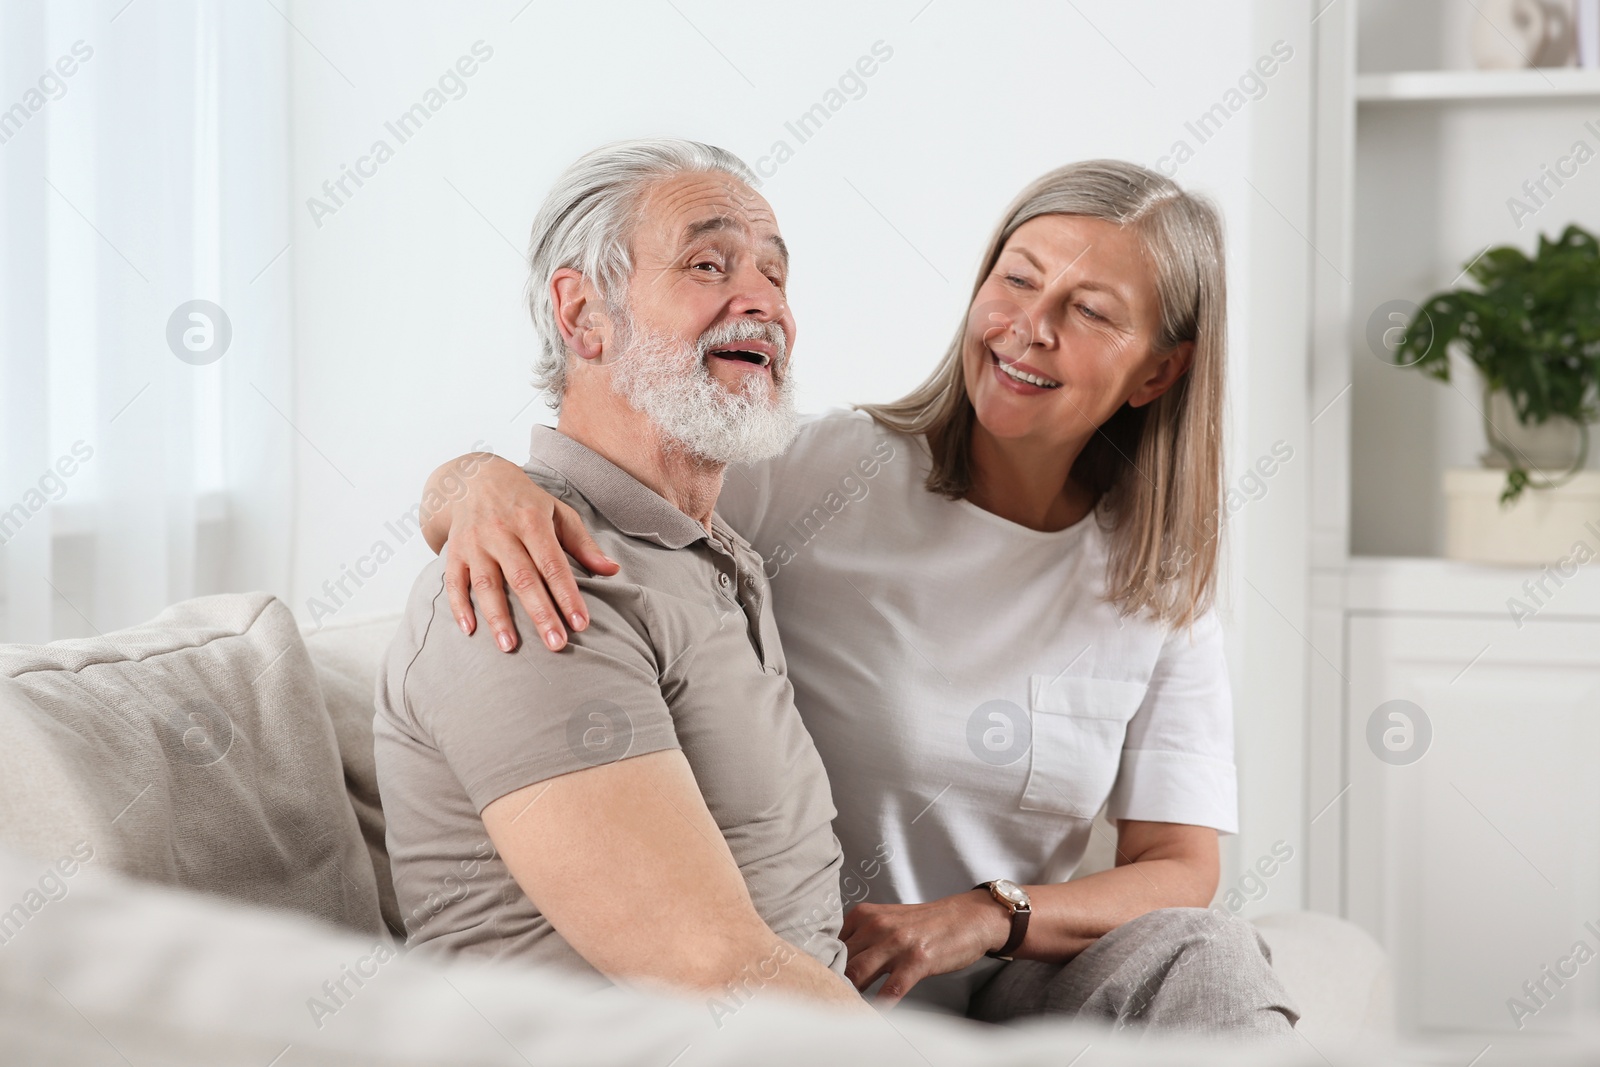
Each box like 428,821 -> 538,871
380,557 -> 469,695
506,460 -> 632,576
521,460 -> 583,513
389,548 -> 653,673
376,549 -> 660,750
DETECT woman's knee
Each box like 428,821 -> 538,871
1111,906 -> 1272,962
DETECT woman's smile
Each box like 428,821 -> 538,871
989,349 -> 1062,392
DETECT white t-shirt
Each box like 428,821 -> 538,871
718,409 -> 1238,1012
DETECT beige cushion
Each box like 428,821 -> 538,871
1253,910 -> 1393,1043
300,612 -> 404,937
0,592 -> 382,935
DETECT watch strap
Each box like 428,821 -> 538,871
974,881 -> 1031,960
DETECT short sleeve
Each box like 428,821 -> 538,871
1105,608 -> 1238,834
399,566 -> 683,813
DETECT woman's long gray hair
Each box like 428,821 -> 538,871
861,160 -> 1227,627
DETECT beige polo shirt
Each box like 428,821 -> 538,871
372,426 -> 847,981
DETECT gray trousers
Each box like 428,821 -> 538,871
966,907 -> 1301,1039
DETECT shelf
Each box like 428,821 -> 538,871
1314,555 -> 1600,618
1356,67 -> 1600,103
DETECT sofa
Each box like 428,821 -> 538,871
0,591 -> 1392,1059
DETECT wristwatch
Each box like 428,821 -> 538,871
974,878 -> 1031,960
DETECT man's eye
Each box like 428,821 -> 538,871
693,261 -> 722,273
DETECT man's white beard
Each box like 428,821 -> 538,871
609,308 -> 799,466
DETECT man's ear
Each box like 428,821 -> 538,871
551,268 -> 610,363
1127,339 -> 1194,409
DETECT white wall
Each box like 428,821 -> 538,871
284,0 -> 1315,904
1230,3 -> 1314,916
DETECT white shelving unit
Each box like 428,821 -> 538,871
1356,67 -> 1600,101
1309,0 -> 1600,1045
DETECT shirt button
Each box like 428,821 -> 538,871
718,573 -> 731,588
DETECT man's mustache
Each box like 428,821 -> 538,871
696,319 -> 789,379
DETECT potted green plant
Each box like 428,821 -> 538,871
1393,224 -> 1600,504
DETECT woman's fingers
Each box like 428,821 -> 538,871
465,548 -> 527,652
843,941 -> 931,1006
455,538 -> 573,653
537,504 -> 611,633
553,502 -> 619,580
504,562 -> 569,652
491,508 -> 573,650
432,462 -> 617,652
443,511 -> 615,654
873,961 -> 929,1009
841,907 -> 906,993
479,521 -> 577,652
841,942 -> 895,993
840,899 -> 973,1007
443,555 -> 478,636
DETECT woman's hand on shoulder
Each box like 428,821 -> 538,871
427,453 -> 619,653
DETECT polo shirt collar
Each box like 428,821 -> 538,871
527,425 -> 708,550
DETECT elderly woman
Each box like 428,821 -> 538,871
416,157 -> 1299,1036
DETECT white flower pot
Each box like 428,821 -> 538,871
1480,388 -> 1587,475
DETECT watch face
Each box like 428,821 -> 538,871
992,879 -> 1028,906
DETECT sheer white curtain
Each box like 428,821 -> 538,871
0,0 -> 293,643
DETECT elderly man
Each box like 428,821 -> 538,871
373,140 -> 865,1013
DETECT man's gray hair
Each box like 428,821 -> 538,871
525,139 -> 759,405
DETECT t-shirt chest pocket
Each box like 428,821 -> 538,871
1019,674 -> 1148,819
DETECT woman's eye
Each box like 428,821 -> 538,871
1078,303 -> 1104,321
693,261 -> 722,273
1004,274 -> 1030,287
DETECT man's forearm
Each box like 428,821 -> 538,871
483,760 -> 870,1017
755,940 -> 869,1011
633,927 -> 866,1014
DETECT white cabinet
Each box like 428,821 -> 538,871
1306,0 -> 1600,1042
1345,609 -> 1600,1036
